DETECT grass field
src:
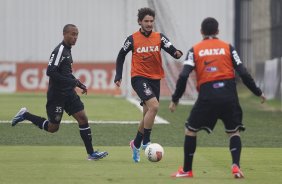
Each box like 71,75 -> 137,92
0,89 -> 282,184
0,146 -> 281,184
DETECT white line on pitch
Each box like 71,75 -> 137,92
126,97 -> 170,124
0,120 -> 169,124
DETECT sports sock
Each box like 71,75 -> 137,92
133,131 -> 143,148
24,112 -> 49,131
183,135 -> 197,172
79,124 -> 94,155
143,128 -> 152,145
229,135 -> 242,167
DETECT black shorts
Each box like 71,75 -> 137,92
46,90 -> 84,124
185,97 -> 244,133
131,76 -> 160,105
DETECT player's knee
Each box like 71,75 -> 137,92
73,111 -> 88,124
77,115 -> 88,124
48,124 -> 59,133
81,116 -> 88,123
185,128 -> 197,136
149,103 -> 159,113
228,131 -> 240,138
49,128 -> 59,133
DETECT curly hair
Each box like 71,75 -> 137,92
137,7 -> 155,21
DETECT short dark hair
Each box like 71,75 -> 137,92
137,7 -> 155,21
201,17 -> 218,35
63,24 -> 76,33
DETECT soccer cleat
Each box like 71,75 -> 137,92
88,151 -> 108,161
11,107 -> 27,126
232,164 -> 244,179
171,167 -> 193,178
141,142 -> 151,150
130,140 -> 140,162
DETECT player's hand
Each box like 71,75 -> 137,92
169,101 -> 177,112
115,80 -> 122,87
76,80 -> 87,95
81,88 -> 87,95
174,50 -> 183,59
260,93 -> 266,104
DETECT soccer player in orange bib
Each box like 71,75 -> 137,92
170,17 -> 265,178
114,7 -> 183,163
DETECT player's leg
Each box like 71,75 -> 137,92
44,96 -> 64,132
132,98 -> 158,148
221,100 -> 244,178
141,78 -> 160,148
172,100 -> 216,178
130,77 -> 160,162
132,105 -> 147,149
226,127 -> 244,178
171,127 -> 196,178
171,113 -> 198,178
227,131 -> 242,167
72,110 -> 93,154
129,105 -> 147,163
227,131 -> 244,178
183,100 -> 216,172
142,97 -> 159,147
11,107 -> 48,131
67,93 -> 107,160
72,110 -> 108,160
183,128 -> 197,173
11,104 -> 61,133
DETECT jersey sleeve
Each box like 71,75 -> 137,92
183,48 -> 195,67
230,45 -> 262,96
171,48 -> 194,103
114,35 -> 133,82
46,46 -> 77,86
160,33 -> 182,59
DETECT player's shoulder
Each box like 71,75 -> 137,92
122,34 -> 133,43
132,31 -> 161,37
52,42 -> 64,53
194,38 -> 230,48
149,31 -> 164,38
216,39 -> 230,46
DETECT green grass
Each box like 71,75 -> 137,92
0,91 -> 282,183
0,146 -> 281,184
0,91 -> 282,147
0,93 -> 141,121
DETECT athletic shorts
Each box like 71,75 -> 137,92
185,97 -> 245,133
46,90 -> 84,124
131,76 -> 160,105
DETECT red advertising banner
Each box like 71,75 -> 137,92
0,62 -> 121,95
0,63 -> 16,93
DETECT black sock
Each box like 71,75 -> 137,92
133,131 -> 143,148
24,112 -> 49,131
79,124 -> 94,155
230,135 -> 242,167
143,128 -> 152,145
183,135 -> 197,172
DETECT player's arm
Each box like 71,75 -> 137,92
160,33 -> 183,59
46,47 -> 77,87
114,36 -> 133,87
230,45 -> 266,103
169,49 -> 194,112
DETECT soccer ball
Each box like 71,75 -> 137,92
144,143 -> 164,162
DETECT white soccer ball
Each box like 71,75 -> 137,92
144,143 -> 164,162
